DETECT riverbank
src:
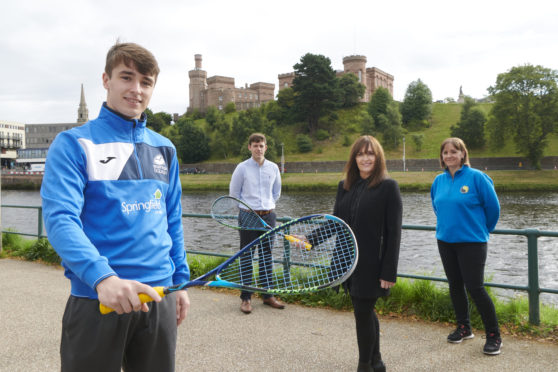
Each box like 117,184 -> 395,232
2,170 -> 558,192
2,239 -> 557,343
179,170 -> 558,192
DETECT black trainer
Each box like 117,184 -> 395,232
447,324 -> 474,343
483,333 -> 502,355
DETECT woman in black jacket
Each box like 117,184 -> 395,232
336,135 -> 402,372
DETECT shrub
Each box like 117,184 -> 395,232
315,129 -> 329,141
296,134 -> 313,153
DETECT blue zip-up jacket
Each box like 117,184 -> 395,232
430,165 -> 500,243
41,104 -> 189,299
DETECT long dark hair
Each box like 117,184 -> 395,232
343,135 -> 388,190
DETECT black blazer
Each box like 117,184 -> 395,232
334,177 -> 402,298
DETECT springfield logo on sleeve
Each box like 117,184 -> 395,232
121,189 -> 163,215
460,185 -> 469,194
153,154 -> 168,176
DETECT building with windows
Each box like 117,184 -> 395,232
188,54 -> 275,113
278,55 -> 394,102
0,120 -> 25,169
14,84 -> 89,170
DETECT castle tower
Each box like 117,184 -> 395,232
77,83 -> 89,124
343,55 -> 367,84
343,55 -> 368,101
188,54 -> 208,113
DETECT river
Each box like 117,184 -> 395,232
2,190 -> 558,305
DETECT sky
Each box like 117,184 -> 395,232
2,0 -> 558,124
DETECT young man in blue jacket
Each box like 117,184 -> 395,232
41,42 -> 190,372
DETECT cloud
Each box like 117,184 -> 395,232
2,0 -> 558,123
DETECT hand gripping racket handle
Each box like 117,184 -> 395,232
99,286 -> 166,314
284,234 -> 312,250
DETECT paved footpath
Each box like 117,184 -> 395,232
1,259 -> 556,372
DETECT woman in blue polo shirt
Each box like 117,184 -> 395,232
431,137 -> 502,356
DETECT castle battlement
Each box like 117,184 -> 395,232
342,55 -> 367,62
187,54 -> 275,113
278,54 -> 393,102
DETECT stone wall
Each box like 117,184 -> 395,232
1,175 -> 42,189
182,156 -> 558,174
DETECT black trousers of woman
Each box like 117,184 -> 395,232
437,240 -> 500,335
351,296 -> 381,365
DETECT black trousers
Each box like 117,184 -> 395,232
351,296 -> 381,364
60,294 -> 177,372
238,211 -> 276,300
437,240 -> 500,335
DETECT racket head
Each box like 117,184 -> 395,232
211,195 -> 270,231
212,214 -> 358,294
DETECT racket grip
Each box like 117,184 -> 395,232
284,234 -> 313,250
99,286 -> 166,314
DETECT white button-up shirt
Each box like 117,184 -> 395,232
229,157 -> 281,210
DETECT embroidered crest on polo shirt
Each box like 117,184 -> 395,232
153,154 -> 168,176
460,185 -> 469,194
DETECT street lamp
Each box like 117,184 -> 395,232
280,143 -> 285,174
403,136 -> 406,172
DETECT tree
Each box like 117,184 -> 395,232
411,133 -> 424,152
450,97 -> 487,148
400,79 -> 433,130
175,117 -> 210,163
231,109 -> 274,157
210,115 -> 234,159
269,88 -> 295,125
292,53 -> 339,133
382,101 -> 404,149
224,102 -> 236,114
145,108 -> 165,132
360,112 -> 375,135
296,134 -> 313,153
338,73 -> 365,108
154,112 -> 173,126
205,106 -> 220,130
487,64 -> 558,169
367,87 -> 392,132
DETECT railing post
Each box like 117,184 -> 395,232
38,207 -> 44,238
525,229 -> 540,325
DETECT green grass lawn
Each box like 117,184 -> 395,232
181,170 -> 558,192
210,102 -> 558,164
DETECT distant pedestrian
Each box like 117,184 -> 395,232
431,137 -> 502,355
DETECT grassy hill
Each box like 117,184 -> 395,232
199,102 -> 558,163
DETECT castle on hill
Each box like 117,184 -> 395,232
187,54 -> 394,113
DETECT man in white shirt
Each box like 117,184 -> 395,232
229,133 -> 284,314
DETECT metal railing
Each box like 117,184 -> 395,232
2,205 -> 557,325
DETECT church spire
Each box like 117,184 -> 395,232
77,83 -> 89,124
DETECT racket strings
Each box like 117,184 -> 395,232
217,217 -> 357,292
212,197 -> 267,230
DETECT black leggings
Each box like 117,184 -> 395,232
351,296 -> 381,364
437,240 -> 500,335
